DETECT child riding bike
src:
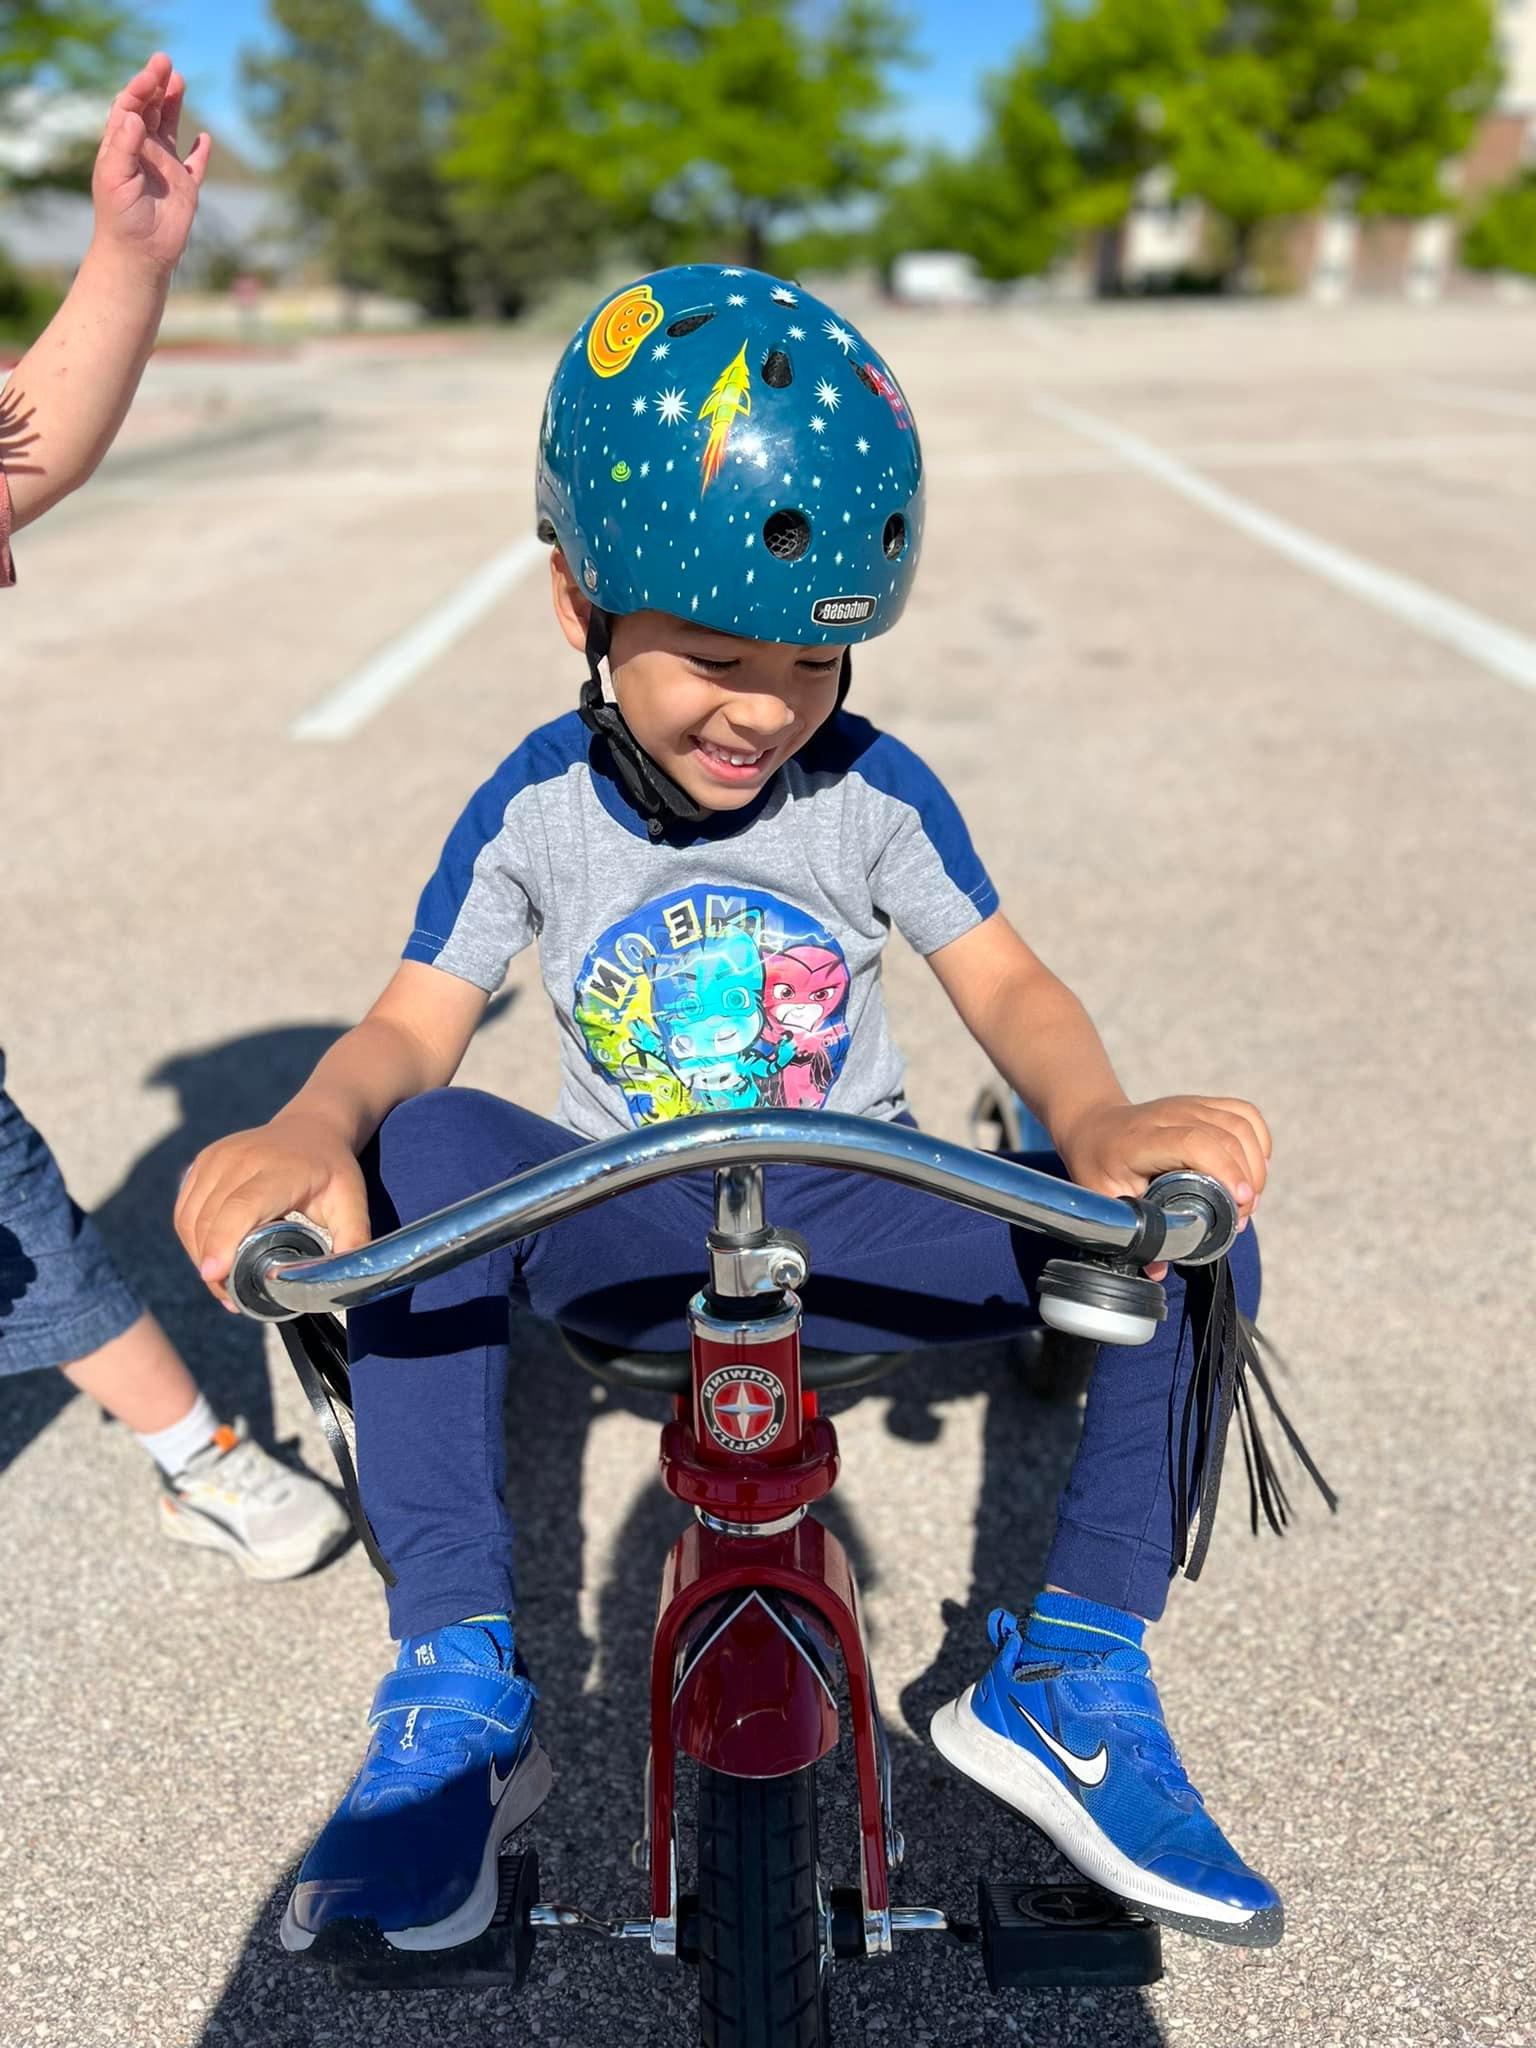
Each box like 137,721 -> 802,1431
177,267 -> 1282,1960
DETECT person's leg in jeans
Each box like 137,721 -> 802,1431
0,1058 -> 346,1578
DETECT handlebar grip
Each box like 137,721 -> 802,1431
228,1216 -> 332,1322
1142,1172 -> 1238,1265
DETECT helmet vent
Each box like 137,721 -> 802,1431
763,509 -> 812,561
882,512 -> 908,560
761,348 -> 793,389
666,311 -> 716,338
536,516 -> 558,545
854,361 -> 882,396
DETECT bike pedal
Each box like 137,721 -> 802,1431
324,1849 -> 540,1991
977,1878 -> 1162,1991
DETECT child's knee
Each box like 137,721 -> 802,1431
365,1087 -> 550,1231
365,1087 -> 505,1224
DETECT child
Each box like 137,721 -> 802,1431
177,267 -> 1279,1958
1,57 -> 347,1580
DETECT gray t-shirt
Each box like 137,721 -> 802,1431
404,711 -> 998,1139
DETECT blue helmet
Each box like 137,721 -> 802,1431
535,264 -> 923,646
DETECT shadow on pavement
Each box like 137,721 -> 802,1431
1,1002 -> 515,1484
196,1331 -> 1167,2046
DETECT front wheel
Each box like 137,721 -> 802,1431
696,1764 -> 830,2048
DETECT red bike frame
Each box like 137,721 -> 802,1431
646,1288 -> 893,1951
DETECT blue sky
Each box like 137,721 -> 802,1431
145,0 -> 1040,165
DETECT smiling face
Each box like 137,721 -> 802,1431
550,553 -> 843,811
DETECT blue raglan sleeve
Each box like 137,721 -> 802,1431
403,756 -> 542,993
855,731 -> 999,955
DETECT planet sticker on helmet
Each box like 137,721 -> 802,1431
587,284 -> 663,378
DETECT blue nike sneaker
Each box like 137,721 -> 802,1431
930,1605 -> 1283,1946
280,1615 -> 551,1959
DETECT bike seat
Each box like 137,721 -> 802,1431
556,1326 -> 905,1394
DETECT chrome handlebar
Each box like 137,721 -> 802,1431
227,1108 -> 1238,1324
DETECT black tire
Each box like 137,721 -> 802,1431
696,1765 -> 830,2048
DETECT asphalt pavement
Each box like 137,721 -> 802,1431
2,296 -> 1532,2048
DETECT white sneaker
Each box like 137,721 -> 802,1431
159,1421 -> 350,1582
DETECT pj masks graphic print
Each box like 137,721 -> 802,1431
574,887 -> 851,1126
761,946 -> 851,1109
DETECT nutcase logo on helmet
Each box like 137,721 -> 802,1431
810,595 -> 876,627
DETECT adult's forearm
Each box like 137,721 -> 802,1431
2,242 -> 171,527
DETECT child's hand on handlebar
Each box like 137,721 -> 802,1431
1058,1096 -> 1271,1281
174,1113 -> 371,1310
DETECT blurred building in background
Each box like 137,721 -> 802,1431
0,87 -> 299,288
1113,0 -> 1536,301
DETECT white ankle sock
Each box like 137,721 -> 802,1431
136,1392 -> 220,1476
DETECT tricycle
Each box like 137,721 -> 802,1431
230,1106 -> 1301,2045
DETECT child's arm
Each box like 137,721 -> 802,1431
174,964 -> 488,1305
0,54 -> 210,530
928,911 -> 1270,1267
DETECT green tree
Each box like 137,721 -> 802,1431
447,0 -> 913,275
1019,0 -> 1500,287
1462,170 -> 1536,278
412,0 -> 607,313
243,0 -> 467,315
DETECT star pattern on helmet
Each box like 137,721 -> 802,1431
788,325 -> 806,341
810,415 -> 827,434
639,460 -> 650,476
650,341 -> 670,361
815,379 -> 841,412
656,388 -> 690,425
856,435 -> 870,454
721,267 -> 743,276
631,395 -> 648,415
727,293 -> 747,307
770,285 -> 798,304
824,319 -> 856,353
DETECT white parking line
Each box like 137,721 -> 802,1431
1033,394 -> 1536,696
1401,379 -> 1536,421
290,535 -> 545,741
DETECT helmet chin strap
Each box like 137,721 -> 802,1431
576,608 -> 854,836
577,609 -> 706,835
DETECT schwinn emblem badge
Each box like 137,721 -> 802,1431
810,594 -> 875,627
701,1365 -> 787,1454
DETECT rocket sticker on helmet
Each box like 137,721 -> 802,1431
587,284 -> 664,378
699,341 -> 752,491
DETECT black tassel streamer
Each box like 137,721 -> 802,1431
1170,1256 -> 1338,1580
278,1312 -> 398,1586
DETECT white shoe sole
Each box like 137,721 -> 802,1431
158,1496 -> 348,1583
280,1737 -> 554,1956
930,1689 -> 1280,1945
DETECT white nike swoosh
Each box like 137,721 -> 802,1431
488,1756 -> 519,1806
1008,1701 -> 1109,1788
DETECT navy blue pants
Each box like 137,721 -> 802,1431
350,1089 -> 1261,1639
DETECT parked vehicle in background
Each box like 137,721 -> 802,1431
890,250 -> 989,307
